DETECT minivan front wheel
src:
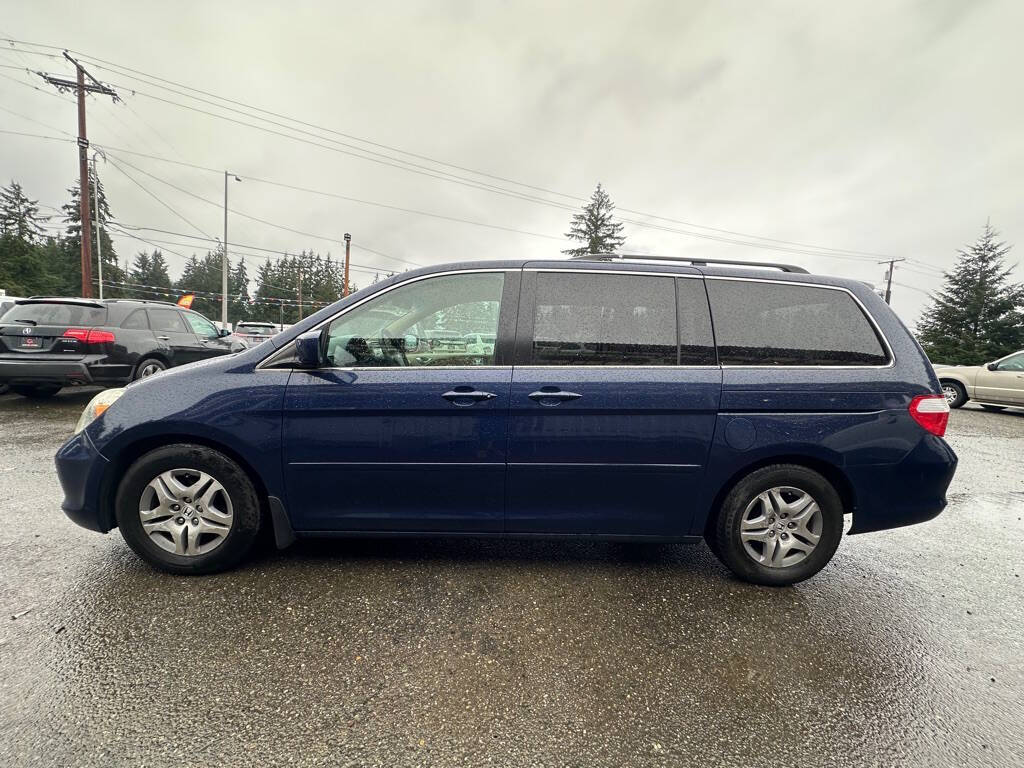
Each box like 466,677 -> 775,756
115,444 -> 262,574
941,381 -> 967,408
712,465 -> 844,586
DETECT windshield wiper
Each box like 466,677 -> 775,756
12,319 -> 38,326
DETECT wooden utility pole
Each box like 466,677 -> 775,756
343,233 -> 352,297
39,53 -> 117,298
880,258 -> 906,305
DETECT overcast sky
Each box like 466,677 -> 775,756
2,0 -> 1022,324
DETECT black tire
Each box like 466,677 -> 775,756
941,381 -> 967,409
980,404 -> 1006,412
710,464 -> 844,587
115,444 -> 262,574
134,357 -> 167,380
10,384 -> 61,399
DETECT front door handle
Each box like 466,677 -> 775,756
442,389 -> 497,406
156,335 -> 170,341
528,389 -> 582,405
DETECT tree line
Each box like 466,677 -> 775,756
2,176 -> 1022,360
0,176 -> 374,326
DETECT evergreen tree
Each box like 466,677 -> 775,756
229,256 -> 251,322
130,250 -> 173,290
562,183 -> 626,257
1,181 -> 46,242
917,223 -> 1024,364
61,172 -> 125,296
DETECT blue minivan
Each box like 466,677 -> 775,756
55,255 -> 957,585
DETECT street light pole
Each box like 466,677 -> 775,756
222,171 -> 240,327
343,233 -> 351,297
92,152 -> 103,300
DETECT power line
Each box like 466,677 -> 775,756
104,155 -> 213,239
1,39 -> 913,262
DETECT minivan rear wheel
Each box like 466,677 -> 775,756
711,464 -> 844,586
115,444 -> 262,574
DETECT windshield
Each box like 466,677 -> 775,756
0,302 -> 108,326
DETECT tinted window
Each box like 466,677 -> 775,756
707,280 -> 888,366
120,310 -> 149,330
676,278 -> 716,365
148,309 -> 189,334
184,312 -> 219,338
325,272 -> 504,367
0,302 -> 107,326
532,273 -> 677,365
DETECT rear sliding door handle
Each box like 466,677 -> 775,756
156,335 -> 170,341
442,389 -> 497,406
528,390 -> 582,405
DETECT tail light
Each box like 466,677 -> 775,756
64,328 -> 116,345
909,395 -> 949,436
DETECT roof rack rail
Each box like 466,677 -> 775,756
569,253 -> 809,274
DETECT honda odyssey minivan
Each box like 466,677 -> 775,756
55,255 -> 958,585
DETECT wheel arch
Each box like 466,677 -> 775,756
133,352 -> 172,377
99,432 -> 271,533
702,454 -> 856,539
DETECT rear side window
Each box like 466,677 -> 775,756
707,280 -> 889,366
531,273 -> 680,365
0,302 -> 107,326
120,310 -> 150,330
148,309 -> 189,334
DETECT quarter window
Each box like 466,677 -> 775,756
120,310 -> 149,330
531,273 -> 680,366
324,272 -> 505,367
707,280 -> 889,366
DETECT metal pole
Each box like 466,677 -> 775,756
298,266 -> 303,319
76,65 -> 93,298
343,233 -> 351,297
92,153 -> 103,299
222,171 -> 229,326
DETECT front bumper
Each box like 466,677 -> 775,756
54,430 -> 110,533
847,435 -> 958,534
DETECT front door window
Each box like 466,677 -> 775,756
324,272 -> 505,367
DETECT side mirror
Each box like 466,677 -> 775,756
295,330 -> 324,368
218,328 -> 232,338
987,362 -> 999,371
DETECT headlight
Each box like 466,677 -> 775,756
74,388 -> 125,434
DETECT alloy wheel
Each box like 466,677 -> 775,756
139,362 -> 163,378
942,385 -> 958,404
739,486 -> 822,568
138,468 -> 234,556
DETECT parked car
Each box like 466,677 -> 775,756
933,351 -> 1024,410
233,321 -> 280,346
0,296 -> 24,396
56,255 -> 957,585
0,297 -> 247,398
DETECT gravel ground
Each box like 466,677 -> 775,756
0,389 -> 1021,767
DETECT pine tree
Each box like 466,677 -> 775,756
61,172 -> 124,296
0,181 -> 46,242
916,223 -> 1024,364
562,183 -> 626,257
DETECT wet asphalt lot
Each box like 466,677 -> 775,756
0,390 -> 1022,768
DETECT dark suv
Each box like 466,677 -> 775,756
0,298 -> 246,398
55,256 -> 957,585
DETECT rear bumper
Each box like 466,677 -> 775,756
54,430 -> 110,533
0,356 -> 130,386
847,435 -> 958,534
